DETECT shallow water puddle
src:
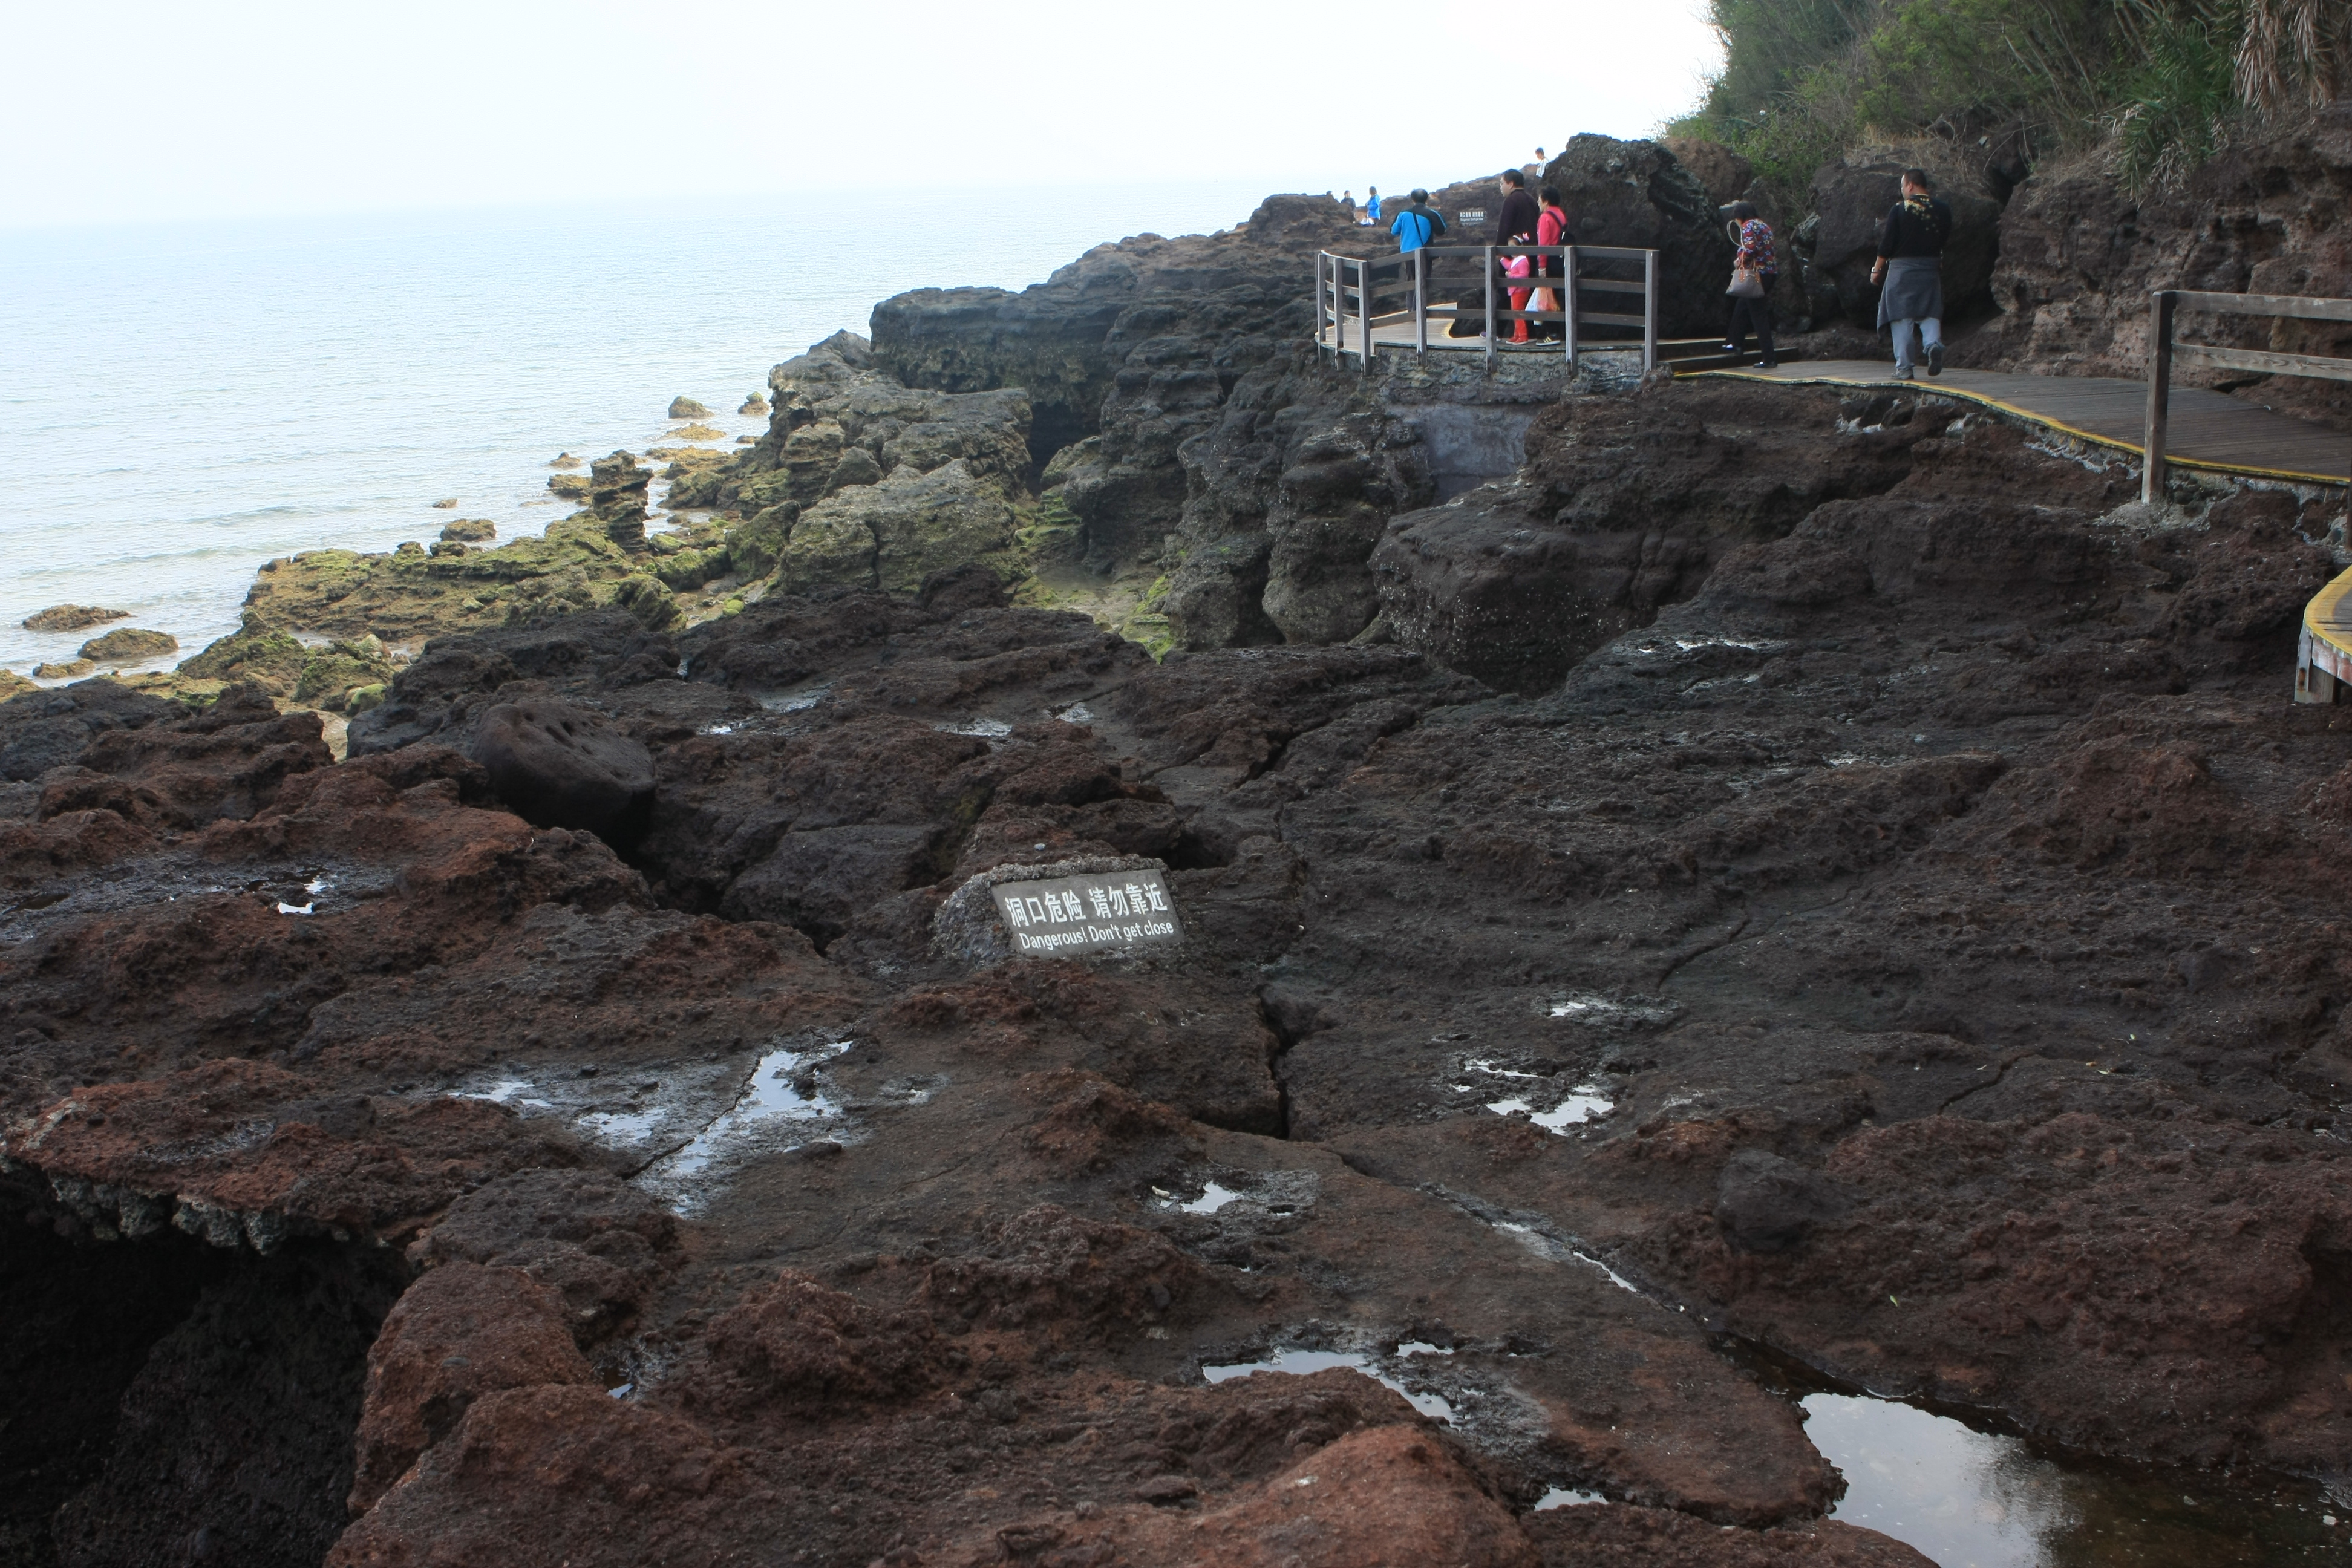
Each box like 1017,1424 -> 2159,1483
1175,1181 -> 1243,1214
1200,1348 -> 1454,1422
1465,1059 -> 1615,1132
933,716 -> 1012,739
1803,1391 -> 2349,1566
1534,1486 -> 1606,1510
454,1079 -> 555,1110
633,1039 -> 853,1212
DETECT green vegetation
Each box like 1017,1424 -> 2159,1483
1670,0 -> 2348,200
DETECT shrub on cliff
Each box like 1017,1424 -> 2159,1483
1674,0 -> 2345,202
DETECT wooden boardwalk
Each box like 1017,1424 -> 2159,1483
1693,359 -> 2348,488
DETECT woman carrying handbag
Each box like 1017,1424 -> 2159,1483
1531,186 -> 1570,341
1722,201 -> 1778,368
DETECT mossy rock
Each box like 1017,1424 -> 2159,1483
294,651 -> 392,708
178,628 -> 310,694
440,518 -> 497,542
596,573 -> 682,632
22,604 -> 128,634
728,505 -> 798,582
668,396 -> 713,419
549,473 -> 591,498
668,422 -> 725,442
0,669 -> 35,701
345,683 -> 388,714
80,627 -> 179,662
34,660 -> 94,680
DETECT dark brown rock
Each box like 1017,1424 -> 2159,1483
468,698 -> 655,841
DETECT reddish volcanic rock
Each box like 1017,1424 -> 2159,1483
325,1385 -> 757,1568
11,362 -> 2352,1567
956,1425 -> 1540,1568
348,1263 -> 598,1512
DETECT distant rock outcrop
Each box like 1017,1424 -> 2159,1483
667,396 -> 712,419
22,604 -> 128,633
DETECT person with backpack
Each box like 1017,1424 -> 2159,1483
1871,168 -> 1953,380
1390,189 -> 1448,307
1722,201 -> 1779,368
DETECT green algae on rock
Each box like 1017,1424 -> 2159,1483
80,628 -> 179,663
667,396 -> 712,419
22,604 -> 129,634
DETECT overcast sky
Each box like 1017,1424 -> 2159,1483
7,1 -> 1724,230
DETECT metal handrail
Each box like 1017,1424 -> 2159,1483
1316,245 -> 1658,374
2143,288 -> 2352,503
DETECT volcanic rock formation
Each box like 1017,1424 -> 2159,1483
5,358 -> 2350,1566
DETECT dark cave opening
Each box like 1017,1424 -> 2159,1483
0,1197 -> 403,1568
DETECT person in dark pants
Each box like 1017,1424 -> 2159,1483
1488,169 -> 1540,338
1872,168 -> 1953,379
1532,185 -> 1570,341
1390,189 -> 1448,311
1722,201 -> 1779,368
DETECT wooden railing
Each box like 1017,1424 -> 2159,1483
2144,289 -> 2352,503
1315,246 -> 1659,373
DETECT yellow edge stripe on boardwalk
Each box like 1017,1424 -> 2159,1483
1686,367 -> 2350,488
2307,565 -> 2352,664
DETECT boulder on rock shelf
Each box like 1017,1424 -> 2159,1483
1537,135 -> 1735,341
34,659 -> 96,681
547,472 -> 590,498
739,394 -> 768,416
440,518 -> 497,542
79,627 -> 178,663
22,604 -> 128,633
177,627 -> 310,696
549,452 -> 584,469
668,396 -> 713,419
469,697 -> 655,843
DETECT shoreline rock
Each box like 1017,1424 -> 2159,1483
22,604 -> 128,633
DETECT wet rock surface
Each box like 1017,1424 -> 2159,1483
6,370 -> 2351,1566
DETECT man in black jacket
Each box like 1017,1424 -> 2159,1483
1870,168 -> 1953,380
1494,168 -> 1540,247
1489,169 -> 1541,342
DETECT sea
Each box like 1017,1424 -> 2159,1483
0,181 -> 1281,681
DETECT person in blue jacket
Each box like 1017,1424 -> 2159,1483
1365,187 -> 1382,226
1391,189 -> 1446,301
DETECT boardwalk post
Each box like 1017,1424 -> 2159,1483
1643,250 -> 1659,371
1414,252 -> 1428,356
1561,245 -> 1572,369
2143,290 -> 2175,505
1358,258 -> 1372,374
1483,246 -> 1497,373
1565,247 -> 1578,372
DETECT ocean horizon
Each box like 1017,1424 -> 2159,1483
0,180 -> 1288,679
